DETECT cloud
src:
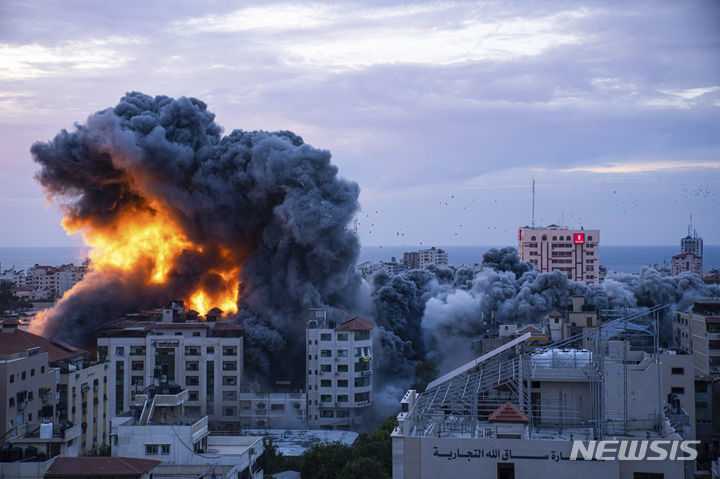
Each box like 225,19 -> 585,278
0,38 -> 137,81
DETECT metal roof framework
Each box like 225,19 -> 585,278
406,304 -> 669,439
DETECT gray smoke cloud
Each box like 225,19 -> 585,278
372,247 -> 719,378
31,92 -> 366,385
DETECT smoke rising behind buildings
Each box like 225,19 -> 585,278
28,92 -> 719,399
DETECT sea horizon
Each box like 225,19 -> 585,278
1,244 -> 719,275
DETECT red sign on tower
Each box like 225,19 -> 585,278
574,233 -> 585,244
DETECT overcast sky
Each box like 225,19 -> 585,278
0,0 -> 718,247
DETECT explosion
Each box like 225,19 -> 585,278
29,92 -> 365,384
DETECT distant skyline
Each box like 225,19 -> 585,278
1,1 -> 718,247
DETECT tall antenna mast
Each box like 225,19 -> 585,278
688,212 -> 692,237
531,177 -> 536,228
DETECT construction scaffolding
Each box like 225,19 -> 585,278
405,304 -> 669,440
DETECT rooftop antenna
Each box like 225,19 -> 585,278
688,212 -> 692,237
531,177 -> 536,229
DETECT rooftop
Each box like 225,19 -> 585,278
488,402 -> 529,424
335,316 -> 375,332
0,319 -> 86,362
46,457 -> 160,476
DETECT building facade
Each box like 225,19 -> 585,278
403,247 -> 448,269
672,252 -> 703,276
518,225 -> 600,284
306,309 -> 375,429
97,302 -> 244,424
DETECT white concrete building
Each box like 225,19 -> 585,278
97,301 -> 243,424
306,309 -> 375,429
518,225 -> 600,284
111,386 -> 263,479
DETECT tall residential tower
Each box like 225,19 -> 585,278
518,225 -> 599,284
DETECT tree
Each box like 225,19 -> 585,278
300,442 -> 353,479
339,457 -> 390,479
0,280 -> 29,313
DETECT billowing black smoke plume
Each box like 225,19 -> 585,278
31,92 -> 366,384
371,247 -> 720,388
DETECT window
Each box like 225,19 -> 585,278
192,332 -> 201,337
542,235 -> 547,241
337,379 -> 348,387
184,346 -> 200,356
30,369 -> 35,377
186,376 -> 199,386
9,398 -> 15,408
21,371 -> 26,380
40,367 -> 45,373
186,361 -> 199,371
696,381 -> 708,392
9,374 -> 13,383
320,364 -> 331,373
337,364 -> 348,373
320,333 -> 332,341
98,346 -> 108,361
207,346 -> 214,354
222,361 -> 237,371
130,346 -> 145,356
671,387 -> 685,395
337,333 -> 348,341
224,407 -> 235,416
116,347 -> 124,356
222,346 -> 237,356
161,445 -> 170,455
131,361 -> 144,371
336,409 -> 350,418
222,376 -> 237,386
320,395 -> 332,403
320,349 -> 332,358
696,401 -> 708,409
354,376 -> 370,387
320,409 -> 334,418
337,349 -> 348,358
671,367 -> 684,375
320,379 -> 332,387
354,392 -> 370,403
132,376 -> 144,386
175,332 -> 183,336
354,331 -> 370,341
145,444 -> 159,455
223,391 -> 237,401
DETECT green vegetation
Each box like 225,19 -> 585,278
263,416 -> 398,479
0,280 -> 30,313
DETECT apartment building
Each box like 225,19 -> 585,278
96,301 -> 243,424
518,225 -> 599,284
25,263 -> 88,299
403,247 -> 448,269
306,309 -> 375,429
673,299 -> 720,376
0,318 -> 109,455
0,319 -> 58,439
672,252 -> 703,276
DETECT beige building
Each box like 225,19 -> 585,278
403,247 -> 448,269
673,300 -> 720,376
97,301 -> 244,424
306,309 -> 375,429
518,225 -> 600,284
0,319 -> 58,439
672,252 -> 703,276
0,318 -> 109,456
